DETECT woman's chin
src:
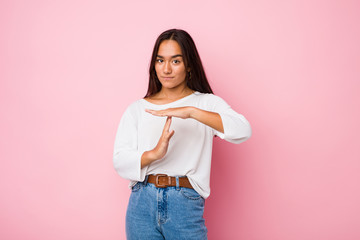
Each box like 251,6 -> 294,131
160,83 -> 179,89
160,81 -> 186,90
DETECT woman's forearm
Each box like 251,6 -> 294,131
141,150 -> 156,168
189,107 -> 224,133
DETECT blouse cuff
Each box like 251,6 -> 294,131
214,112 -> 252,144
113,150 -> 147,182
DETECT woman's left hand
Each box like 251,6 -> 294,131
145,107 -> 195,119
146,106 -> 224,133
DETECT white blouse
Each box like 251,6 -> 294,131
113,91 -> 252,199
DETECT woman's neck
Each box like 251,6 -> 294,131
157,86 -> 194,101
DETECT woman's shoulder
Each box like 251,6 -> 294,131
193,91 -> 227,104
190,92 -> 229,111
122,98 -> 145,116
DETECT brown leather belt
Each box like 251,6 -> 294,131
147,174 -> 193,189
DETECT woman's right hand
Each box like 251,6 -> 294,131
141,116 -> 175,168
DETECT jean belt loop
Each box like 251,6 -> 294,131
144,175 -> 149,185
175,176 -> 180,190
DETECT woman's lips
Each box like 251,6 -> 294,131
162,77 -> 174,80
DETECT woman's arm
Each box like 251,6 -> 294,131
113,106 -> 146,181
145,99 -> 251,144
145,107 -> 224,133
189,107 -> 224,133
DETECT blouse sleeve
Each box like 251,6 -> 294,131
210,95 -> 252,144
112,105 -> 147,181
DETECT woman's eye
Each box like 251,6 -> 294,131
173,60 -> 180,64
156,59 -> 163,63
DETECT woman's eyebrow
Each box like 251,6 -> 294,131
157,54 -> 183,58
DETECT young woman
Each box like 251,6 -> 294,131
113,29 -> 252,240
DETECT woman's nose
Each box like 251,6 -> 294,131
164,62 -> 172,73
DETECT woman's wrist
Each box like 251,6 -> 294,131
188,106 -> 199,119
141,150 -> 158,168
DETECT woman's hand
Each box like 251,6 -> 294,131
146,106 -> 224,134
153,116 -> 175,159
141,116 -> 175,168
145,107 -> 194,119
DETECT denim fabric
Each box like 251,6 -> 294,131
125,177 -> 208,240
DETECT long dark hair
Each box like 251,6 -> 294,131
144,29 -> 213,98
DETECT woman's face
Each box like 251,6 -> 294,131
155,40 -> 189,90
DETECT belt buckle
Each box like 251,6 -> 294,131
155,174 -> 171,188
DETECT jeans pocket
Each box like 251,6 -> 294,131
131,182 -> 142,192
180,187 -> 203,200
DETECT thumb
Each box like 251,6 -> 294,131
168,130 -> 175,139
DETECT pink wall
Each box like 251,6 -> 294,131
1,0 -> 360,239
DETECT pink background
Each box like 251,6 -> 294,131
1,0 -> 360,239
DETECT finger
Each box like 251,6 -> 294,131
145,109 -> 158,115
164,130 -> 175,142
168,130 -> 175,139
148,110 -> 167,117
162,116 -> 172,133
146,108 -> 177,117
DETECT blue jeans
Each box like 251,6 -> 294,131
125,176 -> 208,240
